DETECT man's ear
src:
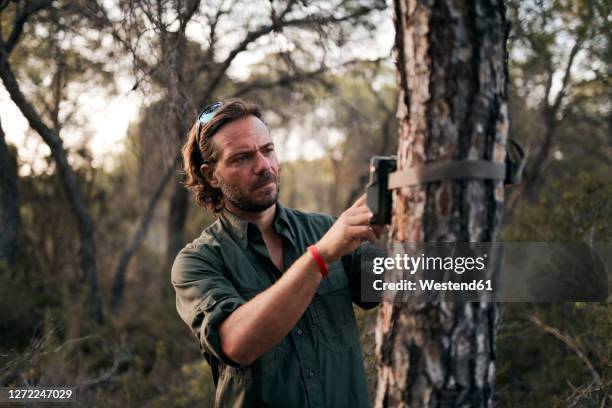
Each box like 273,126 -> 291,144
200,164 -> 220,188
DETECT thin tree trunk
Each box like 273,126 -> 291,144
505,32 -> 584,213
164,180 -> 189,273
375,0 -> 508,406
0,118 -> 20,266
109,157 -> 177,312
0,51 -> 103,323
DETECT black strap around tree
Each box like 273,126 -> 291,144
387,139 -> 526,189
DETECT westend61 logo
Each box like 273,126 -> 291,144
372,253 -> 488,275
361,243 -> 610,302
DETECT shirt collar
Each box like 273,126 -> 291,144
220,201 -> 294,249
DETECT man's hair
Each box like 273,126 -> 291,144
182,99 -> 263,213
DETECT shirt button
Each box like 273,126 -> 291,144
308,370 -> 315,378
296,328 -> 303,335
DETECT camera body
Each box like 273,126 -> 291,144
366,156 -> 397,225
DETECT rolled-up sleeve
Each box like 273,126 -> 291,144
171,245 -> 246,366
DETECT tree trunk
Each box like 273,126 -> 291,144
0,52 -> 103,324
110,158 -> 176,312
375,0 -> 508,406
164,179 -> 189,274
0,119 -> 20,266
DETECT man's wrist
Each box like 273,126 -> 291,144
308,245 -> 329,277
314,243 -> 335,264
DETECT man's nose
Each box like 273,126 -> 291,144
253,150 -> 272,174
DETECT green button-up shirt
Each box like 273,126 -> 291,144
171,202 -> 377,407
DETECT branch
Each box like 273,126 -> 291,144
3,0 -> 54,55
522,30 -> 587,198
178,0 -> 202,32
199,0 -> 298,98
203,0 -> 230,64
529,315 -> 602,386
550,32 -> 585,115
198,0 -> 384,105
233,65 -> 327,97
76,351 -> 131,389
0,50 -> 61,153
82,1 -> 161,92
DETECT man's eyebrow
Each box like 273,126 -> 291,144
227,143 -> 275,159
227,149 -> 252,160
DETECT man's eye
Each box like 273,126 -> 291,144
263,146 -> 275,155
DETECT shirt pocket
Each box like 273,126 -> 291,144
313,262 -> 356,351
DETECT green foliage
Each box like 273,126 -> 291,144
0,294 -> 215,406
503,172 -> 612,242
497,173 -> 612,407
497,303 -> 611,407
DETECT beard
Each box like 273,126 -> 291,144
219,171 -> 280,213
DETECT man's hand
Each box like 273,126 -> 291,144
316,194 -> 384,263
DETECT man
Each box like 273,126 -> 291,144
172,99 -> 382,407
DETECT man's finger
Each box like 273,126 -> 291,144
345,205 -> 372,217
346,211 -> 373,226
348,225 -> 379,242
348,225 -> 371,235
362,228 -> 379,243
351,194 -> 367,208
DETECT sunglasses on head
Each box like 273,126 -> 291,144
195,101 -> 223,145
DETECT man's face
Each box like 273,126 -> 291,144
203,115 -> 279,213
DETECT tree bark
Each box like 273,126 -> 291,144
0,118 -> 20,266
375,0 -> 508,406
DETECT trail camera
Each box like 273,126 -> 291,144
366,156 -> 397,225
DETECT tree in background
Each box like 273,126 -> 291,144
376,0 -> 508,405
0,0 -> 116,322
0,117 -> 19,265
505,0 -> 610,210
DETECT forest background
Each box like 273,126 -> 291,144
0,0 -> 610,406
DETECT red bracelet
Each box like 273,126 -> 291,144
307,245 -> 328,278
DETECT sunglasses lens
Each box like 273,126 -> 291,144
197,102 -> 223,124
